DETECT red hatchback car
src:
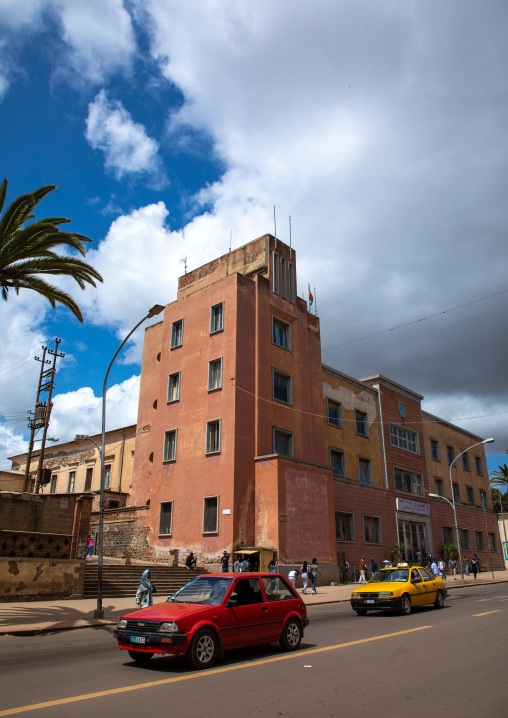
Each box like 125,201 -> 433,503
114,573 -> 309,669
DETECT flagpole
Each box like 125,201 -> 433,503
314,287 -> 317,315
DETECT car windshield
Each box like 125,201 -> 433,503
370,569 -> 409,583
167,576 -> 233,605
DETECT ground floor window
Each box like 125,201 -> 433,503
488,532 -> 498,552
398,520 -> 427,563
442,525 -> 455,545
335,512 -> 354,542
363,515 -> 381,544
159,502 -> 173,535
203,496 -> 219,533
474,530 -> 484,551
459,528 -> 470,550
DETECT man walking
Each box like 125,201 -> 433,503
359,556 -> 366,583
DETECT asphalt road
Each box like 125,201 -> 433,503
1,583 -> 507,718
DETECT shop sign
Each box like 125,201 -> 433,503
396,497 -> 430,516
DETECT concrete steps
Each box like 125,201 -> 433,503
83,564 -> 208,598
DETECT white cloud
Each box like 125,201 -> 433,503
85,90 -> 164,182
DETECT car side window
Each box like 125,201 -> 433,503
419,568 -> 434,582
261,576 -> 295,601
411,569 -> 422,583
231,578 -> 263,605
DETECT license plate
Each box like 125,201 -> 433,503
131,636 -> 145,644
366,600 -> 375,604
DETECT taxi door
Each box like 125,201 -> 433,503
409,568 -> 427,605
418,567 -> 438,605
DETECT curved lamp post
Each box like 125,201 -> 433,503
81,304 -> 165,618
430,437 -> 494,580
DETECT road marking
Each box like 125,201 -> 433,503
473,610 -> 501,616
0,626 -> 432,716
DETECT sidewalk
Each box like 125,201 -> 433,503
1,571 -> 506,636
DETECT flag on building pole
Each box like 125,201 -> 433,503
308,284 -> 313,309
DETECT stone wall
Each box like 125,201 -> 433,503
0,558 -> 85,602
90,506 -> 152,560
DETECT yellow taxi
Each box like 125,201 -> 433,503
350,563 -> 447,616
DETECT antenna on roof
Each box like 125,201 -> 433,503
179,257 -> 187,274
274,205 -> 277,248
229,230 -> 232,253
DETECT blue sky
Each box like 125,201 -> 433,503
0,1 -> 507,476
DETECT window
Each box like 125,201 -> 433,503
262,576 -> 295,601
163,429 -> 178,462
446,445 -> 455,465
208,358 -> 222,391
210,303 -> 224,333
480,490 -> 488,509
171,319 -> 183,348
327,400 -> 342,427
335,512 -> 354,542
459,528 -> 470,550
67,471 -> 75,493
280,257 -> 287,298
272,317 -> 290,349
475,455 -> 483,474
434,478 -> 445,498
355,411 -> 368,436
273,370 -> 292,404
84,467 -> 93,491
466,486 -> 475,507
462,452 -> 470,471
394,469 -> 424,496
159,502 -> 173,535
206,420 -> 221,454
364,515 -> 382,544
288,263 -> 295,302
273,252 -> 280,293
50,474 -> 57,493
203,496 -> 218,533
104,464 -> 112,489
474,531 -> 485,551
273,429 -> 293,457
167,372 -> 180,402
488,532 -> 498,551
430,439 -> 440,461
358,458 -> 372,484
452,482 -> 461,504
330,449 -> 345,477
442,526 -> 455,545
390,424 -> 418,453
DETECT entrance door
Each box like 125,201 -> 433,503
399,521 -> 427,563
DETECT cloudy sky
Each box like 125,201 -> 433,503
0,1 -> 507,474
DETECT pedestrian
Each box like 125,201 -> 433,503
288,568 -> 299,589
416,549 -> 423,566
431,560 -> 439,577
268,555 -> 278,573
240,556 -> 250,572
85,535 -> 94,558
309,558 -> 322,594
471,554 -> 480,579
464,556 -> 469,576
438,558 -> 446,580
449,557 -> 457,579
185,552 -> 197,569
370,557 -> 378,577
135,569 -> 156,608
359,556 -> 366,583
221,551 -> 230,573
233,556 -> 241,572
300,560 -> 309,594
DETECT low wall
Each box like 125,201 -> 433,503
0,558 -> 86,602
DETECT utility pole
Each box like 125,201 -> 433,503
33,338 -> 65,494
23,347 -> 51,491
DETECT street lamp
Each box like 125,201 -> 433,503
79,303 -> 165,619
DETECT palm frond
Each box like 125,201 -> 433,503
0,179 -> 7,216
0,183 -> 56,248
2,275 -> 85,322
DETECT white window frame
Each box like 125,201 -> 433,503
203,495 -> 219,534
363,514 -> 382,544
434,477 -> 445,498
272,369 -> 292,405
206,419 -> 221,455
335,511 -> 354,542
167,371 -> 181,403
480,490 -> 488,510
327,399 -> 342,428
159,501 -> 173,536
272,316 -> 291,350
430,438 -> 440,461
163,429 -> 178,462
330,448 -> 345,477
390,422 -> 418,453
355,410 -> 369,436
273,428 -> 294,457
171,319 -> 183,349
104,464 -> 112,489
68,471 -> 75,493
208,357 -> 223,391
50,474 -> 58,494
394,468 -> 424,497
210,302 -> 224,334
85,467 -> 93,491
358,457 -> 373,484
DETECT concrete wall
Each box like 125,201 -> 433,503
0,558 -> 85,602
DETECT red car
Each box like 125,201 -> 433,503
114,573 -> 309,669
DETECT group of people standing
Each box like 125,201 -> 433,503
288,559 -> 321,595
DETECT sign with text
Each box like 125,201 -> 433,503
396,497 -> 430,516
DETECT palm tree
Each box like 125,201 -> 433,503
0,178 -> 103,322
490,464 -> 508,512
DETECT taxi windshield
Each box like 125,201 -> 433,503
167,576 -> 233,605
370,569 -> 409,583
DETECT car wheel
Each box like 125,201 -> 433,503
279,618 -> 302,651
186,629 -> 218,670
434,590 -> 445,609
399,594 -> 412,616
128,650 -> 154,663
355,609 -> 368,616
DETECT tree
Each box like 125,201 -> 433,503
490,465 -> 508,513
0,179 -> 103,322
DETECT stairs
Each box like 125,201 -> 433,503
83,564 -> 208,598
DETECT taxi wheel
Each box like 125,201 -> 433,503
400,594 -> 412,615
434,590 -> 445,609
187,628 -> 218,670
279,618 -> 302,651
128,650 -> 154,663
355,609 -> 368,616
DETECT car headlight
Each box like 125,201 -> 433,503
158,621 -> 180,633
117,619 -> 127,629
377,592 -> 394,597
351,593 -> 357,599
